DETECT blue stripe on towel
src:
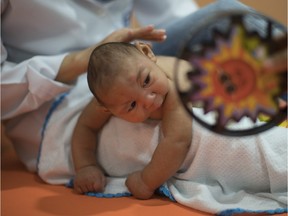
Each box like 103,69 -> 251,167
36,92 -> 70,171
67,178 -> 176,200
156,185 -> 176,202
218,207 -> 288,216
86,191 -> 132,198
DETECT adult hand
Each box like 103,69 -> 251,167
56,25 -> 166,84
102,25 -> 166,44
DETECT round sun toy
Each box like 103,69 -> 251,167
175,10 -> 287,136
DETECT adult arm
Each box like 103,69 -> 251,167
1,26 -> 166,120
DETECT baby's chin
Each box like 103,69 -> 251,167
119,114 -> 148,123
122,113 -> 159,123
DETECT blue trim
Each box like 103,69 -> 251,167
67,178 -> 176,200
86,191 -> 132,198
218,207 -> 288,216
156,185 -> 176,202
36,92 -> 69,172
66,178 -> 74,188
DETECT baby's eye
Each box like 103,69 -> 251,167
128,101 -> 136,112
143,74 -> 150,87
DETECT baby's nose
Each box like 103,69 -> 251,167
143,92 -> 156,109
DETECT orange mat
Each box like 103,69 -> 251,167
1,139 -> 210,216
2,132 -> 287,216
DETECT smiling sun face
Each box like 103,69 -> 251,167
187,24 -> 284,126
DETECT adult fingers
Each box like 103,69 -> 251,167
129,25 -> 167,42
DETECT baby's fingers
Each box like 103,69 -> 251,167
92,179 -> 105,192
74,182 -> 102,194
90,174 -> 106,192
74,183 -> 89,194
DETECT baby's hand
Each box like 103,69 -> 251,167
125,171 -> 154,200
74,165 -> 106,194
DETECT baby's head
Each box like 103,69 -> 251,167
88,42 -> 141,104
87,42 -> 169,122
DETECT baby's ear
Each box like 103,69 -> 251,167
96,103 -> 110,113
134,41 -> 157,62
99,106 -> 110,113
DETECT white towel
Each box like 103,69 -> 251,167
36,75 -> 287,214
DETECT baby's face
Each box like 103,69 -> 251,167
99,54 -> 169,122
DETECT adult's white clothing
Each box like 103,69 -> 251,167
1,0 -> 199,120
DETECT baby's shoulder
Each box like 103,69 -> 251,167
157,56 -> 192,85
157,56 -> 177,80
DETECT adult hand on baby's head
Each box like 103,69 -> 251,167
56,25 -> 166,84
101,25 -> 167,44
125,171 -> 155,200
73,165 -> 106,194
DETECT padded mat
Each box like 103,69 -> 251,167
1,140 -> 209,216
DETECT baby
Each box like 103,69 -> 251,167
71,41 -> 192,199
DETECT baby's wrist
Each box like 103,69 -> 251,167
140,171 -> 157,192
76,164 -> 99,173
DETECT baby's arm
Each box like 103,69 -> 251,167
72,98 -> 111,194
126,83 -> 192,199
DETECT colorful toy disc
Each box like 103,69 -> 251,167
175,11 -> 287,136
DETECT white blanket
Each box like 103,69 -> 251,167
37,75 -> 287,215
